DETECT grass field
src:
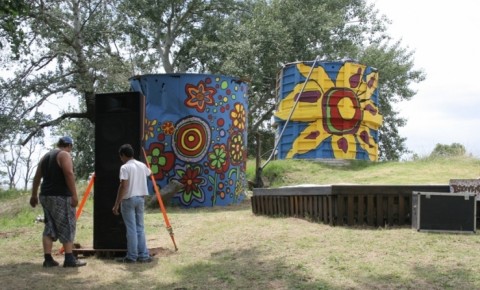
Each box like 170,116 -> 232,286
1,156 -> 480,290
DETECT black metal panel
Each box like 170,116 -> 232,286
94,92 -> 145,249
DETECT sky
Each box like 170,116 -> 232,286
370,0 -> 480,157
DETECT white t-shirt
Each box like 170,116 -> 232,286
119,159 -> 151,199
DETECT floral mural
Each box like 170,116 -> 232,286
130,74 -> 248,207
274,61 -> 383,161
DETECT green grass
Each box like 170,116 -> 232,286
1,156 -> 480,290
249,155 -> 480,186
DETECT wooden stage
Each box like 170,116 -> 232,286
251,185 -> 455,227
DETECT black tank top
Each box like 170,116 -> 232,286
39,149 -> 72,196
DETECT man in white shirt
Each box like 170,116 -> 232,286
112,144 -> 152,263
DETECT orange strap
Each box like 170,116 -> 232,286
76,173 -> 95,219
142,148 -> 178,251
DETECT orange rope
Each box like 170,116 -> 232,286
142,148 -> 178,251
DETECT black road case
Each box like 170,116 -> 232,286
412,191 -> 476,233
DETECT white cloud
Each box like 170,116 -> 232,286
371,0 -> 480,157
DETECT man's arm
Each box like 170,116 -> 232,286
58,151 -> 78,207
29,163 -> 42,208
112,179 -> 129,215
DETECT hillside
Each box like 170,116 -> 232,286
247,156 -> 480,187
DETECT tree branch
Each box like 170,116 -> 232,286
251,105 -> 276,132
20,112 -> 88,146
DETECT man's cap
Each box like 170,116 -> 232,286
60,136 -> 74,145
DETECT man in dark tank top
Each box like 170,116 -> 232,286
30,136 -> 87,268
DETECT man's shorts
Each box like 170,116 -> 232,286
40,195 -> 76,244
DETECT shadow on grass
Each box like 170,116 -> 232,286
410,264 -> 478,289
355,264 -> 479,289
0,261 -> 90,290
0,248 -> 331,289
145,247 -> 334,290
1,247 -> 478,289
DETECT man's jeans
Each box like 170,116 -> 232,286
121,196 -> 149,261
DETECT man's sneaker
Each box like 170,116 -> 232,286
116,257 -> 136,263
63,259 -> 87,267
137,257 -> 153,263
43,259 -> 59,267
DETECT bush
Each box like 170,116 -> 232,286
430,143 -> 466,158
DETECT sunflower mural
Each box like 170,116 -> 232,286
274,61 -> 382,161
129,74 -> 248,207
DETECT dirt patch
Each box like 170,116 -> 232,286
0,229 -> 28,239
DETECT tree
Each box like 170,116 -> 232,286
430,143 -> 466,158
0,0 -> 425,164
118,0 -> 240,73
53,114 -> 95,180
359,41 -> 425,160
177,0 -> 422,161
20,133 -> 45,191
0,0 -> 28,56
0,0 -> 132,146
0,141 -> 22,189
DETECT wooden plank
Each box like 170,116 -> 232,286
264,196 -> 269,215
406,194 -> 412,224
358,195 -> 365,225
330,185 -> 450,195
262,196 -> 266,215
256,196 -> 262,215
328,195 -> 333,225
272,196 -> 276,215
309,196 -> 314,218
376,195 -> 384,227
267,196 -> 272,215
274,196 -> 279,215
253,184 -> 449,197
301,196 -> 305,217
253,185 -> 332,196
277,196 -> 282,216
398,195 -> 405,225
289,196 -> 294,216
347,195 -> 355,226
313,196 -> 319,221
337,195 -> 345,226
250,197 -> 256,214
318,196 -> 323,222
276,196 -> 281,215
302,195 -> 309,217
387,195 -> 395,225
367,195 -> 375,226
294,196 -> 299,217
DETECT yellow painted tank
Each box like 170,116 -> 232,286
274,60 -> 382,161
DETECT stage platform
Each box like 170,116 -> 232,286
252,185 -> 455,227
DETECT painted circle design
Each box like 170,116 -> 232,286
173,116 -> 211,162
322,88 -> 362,134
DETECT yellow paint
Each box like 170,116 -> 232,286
338,97 -> 356,120
276,61 -> 383,161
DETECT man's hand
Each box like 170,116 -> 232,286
112,204 -> 120,215
30,196 -> 38,208
71,196 -> 78,207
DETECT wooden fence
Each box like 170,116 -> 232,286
251,185 -> 452,227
